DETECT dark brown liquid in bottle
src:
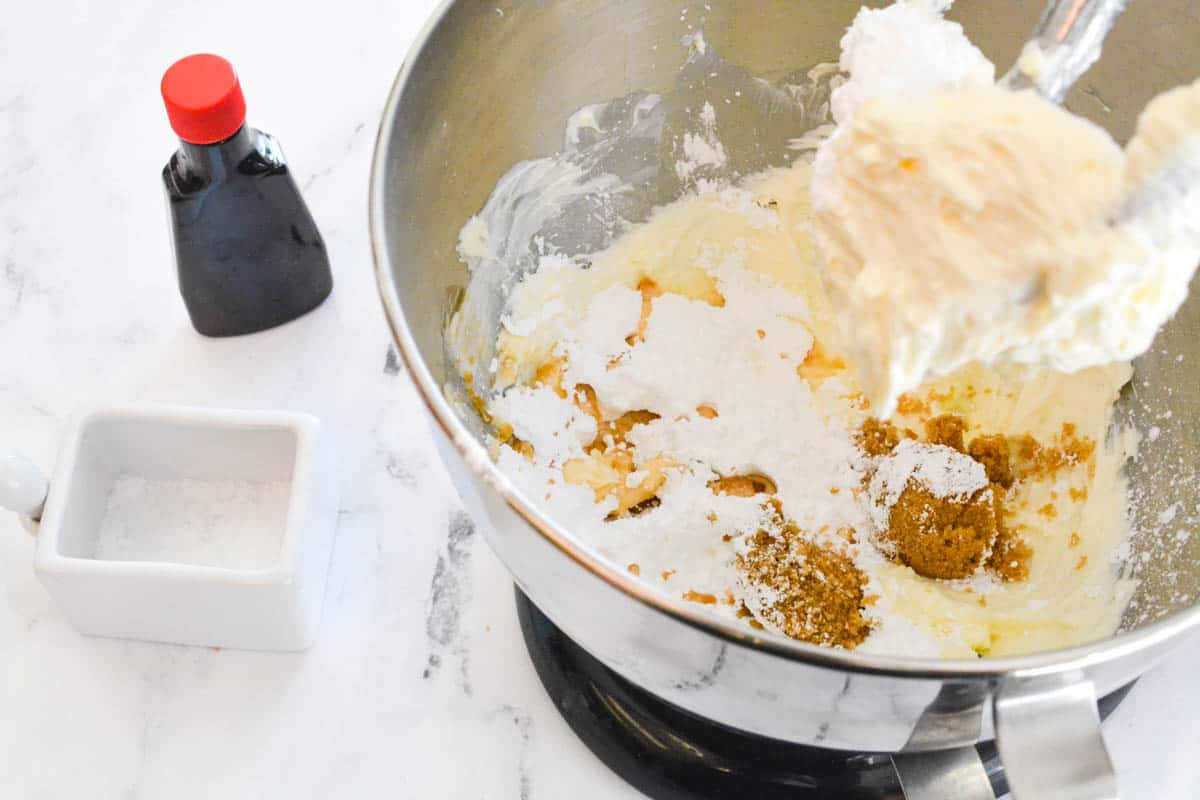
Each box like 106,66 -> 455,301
163,125 -> 332,337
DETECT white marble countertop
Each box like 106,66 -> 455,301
1,1 -> 1198,797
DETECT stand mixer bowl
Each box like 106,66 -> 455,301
370,2 -> 1200,796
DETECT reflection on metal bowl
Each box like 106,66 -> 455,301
370,1 -> 1200,795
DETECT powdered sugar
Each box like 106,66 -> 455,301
868,440 -> 988,507
855,609 -> 944,657
501,298 -> 565,337
813,1 -> 993,214
484,179 -> 873,629
563,246 -> 867,534
675,102 -> 729,184
827,2 -> 993,127
490,385 -> 597,466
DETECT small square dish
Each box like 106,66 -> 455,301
32,405 -> 340,651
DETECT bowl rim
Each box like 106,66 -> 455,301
368,0 -> 1200,680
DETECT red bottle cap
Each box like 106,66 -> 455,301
161,54 -> 246,145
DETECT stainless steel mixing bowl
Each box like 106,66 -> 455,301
370,2 -> 1200,797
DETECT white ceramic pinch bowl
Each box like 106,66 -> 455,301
17,406 -> 340,651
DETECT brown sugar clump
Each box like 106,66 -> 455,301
1009,425 -> 1096,482
858,417 -> 900,457
896,393 -> 929,417
736,524 -> 873,649
987,526 -> 1033,581
1009,434 -> 1041,478
882,483 -> 1000,580
735,602 -> 765,631
925,414 -> 967,453
926,386 -> 956,406
967,434 -> 1013,488
1061,424 -> 1096,465
854,412 -> 1039,585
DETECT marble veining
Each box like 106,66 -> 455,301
423,510 -> 477,695
671,642 -> 728,692
0,0 -> 1198,797
384,344 -> 403,376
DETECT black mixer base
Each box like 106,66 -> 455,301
515,588 -> 1133,799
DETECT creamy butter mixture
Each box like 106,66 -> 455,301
814,3 -> 1200,417
465,164 -> 1135,658
443,1 -> 1200,658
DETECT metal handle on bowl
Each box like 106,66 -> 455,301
994,674 -> 1118,800
892,682 -> 996,799
892,675 -> 1116,800
893,747 -> 996,799
999,0 -> 1129,103
0,450 -> 48,535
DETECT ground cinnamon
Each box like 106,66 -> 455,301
925,414 -> 966,452
858,417 -> 901,457
859,414 -> 1035,583
988,527 -> 1033,581
736,519 -> 872,649
883,484 -> 1000,579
